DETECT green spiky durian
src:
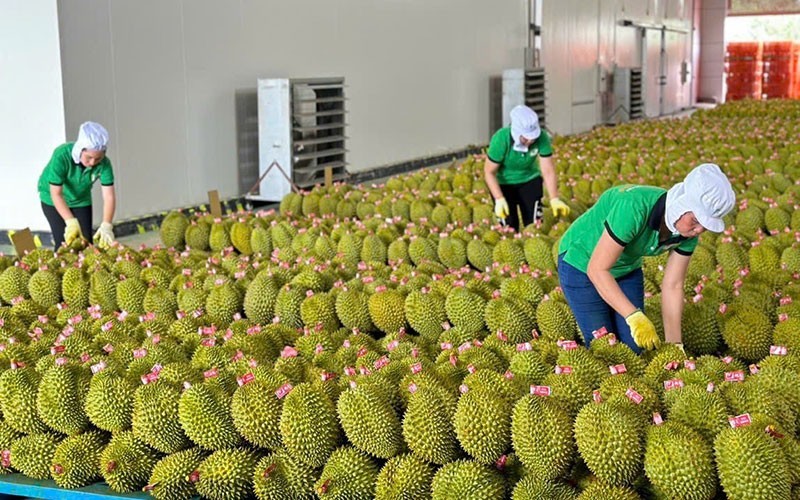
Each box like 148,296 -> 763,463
524,236 -> 557,271
334,288 -> 375,332
438,237 -> 467,269
402,385 -> 459,465
205,282 -> 242,326
337,384 -> 403,459
536,299 -> 578,341
484,297 -> 536,344
116,277 -> 148,315
430,460 -> 505,500
0,265 -> 30,304
404,289 -> 446,341
300,291 -> 339,331
721,304 -> 773,362
375,453 -> 435,500
51,431 -> 107,489
178,383 -> 241,451
512,393 -> 575,480
36,362 -> 90,435
279,383 -> 341,468
314,446 -> 380,499
0,367 -> 50,434
454,387 -> 511,464
133,381 -> 190,454
512,477 -> 577,500
10,433 -> 62,480
368,289 -> 407,334
229,221 -> 253,255
192,448 -> 260,500
0,420 -> 22,474
681,299 -> 722,355
160,211 -> 190,248
445,287 -> 486,334
466,239 -> 494,271
492,239 -> 526,267
62,267 -> 90,308
28,268 -> 61,308
243,273 -> 279,324
275,286 -> 305,329
231,379 -> 283,450
185,221 -> 211,250
89,269 -> 118,312
101,431 -> 161,493
574,401 -> 644,486
84,372 -> 135,432
253,449 -> 317,500
209,222 -> 232,253
144,447 -> 208,500
644,421 -> 716,499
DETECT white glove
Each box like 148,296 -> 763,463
94,222 -> 115,249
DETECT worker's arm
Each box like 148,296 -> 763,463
49,185 -> 75,221
586,230 -> 638,317
101,185 -> 116,224
539,155 -> 560,199
660,250 -> 691,344
483,158 -> 504,201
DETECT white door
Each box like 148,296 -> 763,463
663,30 -> 692,114
643,28 -> 663,118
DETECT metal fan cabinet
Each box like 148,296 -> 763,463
254,77 -> 347,201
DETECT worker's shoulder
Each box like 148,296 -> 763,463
46,142 -> 74,167
490,126 -> 511,142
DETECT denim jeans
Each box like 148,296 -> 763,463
557,253 -> 645,354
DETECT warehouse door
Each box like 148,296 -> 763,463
642,28 -> 664,118
663,30 -> 691,114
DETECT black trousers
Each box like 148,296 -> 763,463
500,177 -> 544,231
41,202 -> 92,249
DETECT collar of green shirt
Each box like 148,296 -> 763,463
648,193 -> 687,249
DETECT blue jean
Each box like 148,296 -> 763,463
557,253 -> 644,354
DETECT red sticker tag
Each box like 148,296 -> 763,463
281,346 -> 298,358
530,385 -> 552,397
386,340 -> 400,352
592,326 -> 608,339
749,364 -> 760,374
101,321 -> 114,332
653,412 -> 664,425
374,356 -> 390,370
459,384 -> 469,394
592,390 -> 602,403
408,383 -> 418,394
555,365 -> 573,374
0,450 -> 10,468
344,366 -> 356,376
188,471 -> 200,483
721,356 -> 734,364
201,338 -> 216,347
411,347 -> 420,358
80,352 -> 91,363
516,342 -> 532,352
55,357 -> 69,366
558,340 -> 579,351
320,371 -> 336,382
440,342 -> 453,350
625,387 -> 644,404
770,345 -> 788,356
204,368 -> 219,379
707,382 -> 715,392
664,379 -> 685,391
50,345 -> 65,355
683,360 -> 696,371
457,342 -> 472,354
609,364 -> 627,375
359,366 -> 372,376
410,362 -> 423,374
725,371 -> 745,382
504,370 -> 514,379
133,348 -> 148,359
357,347 -> 368,358
231,350 -> 244,362
237,373 -> 255,387
728,413 -> 752,428
91,361 -> 107,374
495,454 -> 508,471
496,330 -> 508,342
141,372 -> 159,384
223,329 -> 234,341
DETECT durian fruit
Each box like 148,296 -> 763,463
230,221 -> 253,255
404,289 -> 447,341
0,265 -> 30,304
336,384 -> 403,459
0,366 -> 50,434
144,447 -> 208,500
681,299 -> 722,355
209,222 -> 232,253
205,282 -> 243,326
368,289 -> 407,334
178,383 -> 241,451
665,384 -> 731,443
28,268 -> 61,308
160,212 -> 190,248
430,460 -> 506,500
185,221 -> 211,250
89,269 -> 119,312
0,420 -> 22,475
314,446 -> 380,499
36,362 -> 90,435
51,431 -> 108,489
335,288 -> 375,333
644,421 -> 717,500
84,372 -> 136,432
484,297 -> 536,344
402,384 -> 460,465
279,383 -> 342,468
243,273 -> 279,324
117,277 -> 148,315
438,237 -> 467,269
193,448 -> 260,500
375,453 -> 435,500
252,448 -> 317,500
512,393 -> 575,481
466,239 -> 494,271
574,401 -> 644,487
512,476 -> 578,500
715,418 -> 792,500
575,480 -> 641,500
720,304 -> 773,362
100,431 -> 161,493
62,267 -> 90,308
132,381 -> 191,454
454,386 -> 512,464
231,379 -> 283,450
445,287 -> 487,334
536,299 -> 578,341
9,433 -> 62,480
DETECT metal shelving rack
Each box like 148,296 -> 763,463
501,68 -> 547,131
524,68 -> 547,129
611,67 -> 643,123
249,77 -> 347,202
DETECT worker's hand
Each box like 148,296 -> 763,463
93,222 -> 115,249
550,197 -> 571,217
494,198 -> 510,219
64,218 -> 83,246
625,309 -> 660,350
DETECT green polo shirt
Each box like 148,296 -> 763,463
558,185 -> 698,278
38,143 -> 114,207
487,127 -> 553,185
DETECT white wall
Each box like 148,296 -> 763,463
698,0 -> 727,102
56,0 -> 528,221
0,0 -> 66,231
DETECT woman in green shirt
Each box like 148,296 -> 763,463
484,105 -> 570,231
557,163 -> 735,353
37,122 -> 116,249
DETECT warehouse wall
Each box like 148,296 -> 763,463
56,0 -> 527,221
541,0 -> 695,134
0,1 -> 66,232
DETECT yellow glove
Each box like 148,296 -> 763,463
64,218 -> 83,246
625,309 -> 660,350
494,198 -> 510,219
550,197 -> 571,217
93,222 -> 115,249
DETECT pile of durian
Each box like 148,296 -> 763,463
0,99 -> 799,500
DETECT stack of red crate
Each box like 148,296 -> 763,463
792,42 -> 800,99
725,41 -> 763,101
762,41 -> 794,99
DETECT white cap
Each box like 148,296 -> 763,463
665,163 -> 735,233
510,105 -> 540,152
71,122 -> 109,163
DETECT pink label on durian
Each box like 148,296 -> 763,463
653,412 -> 664,425
204,368 -> 219,379
592,326 -> 608,338
770,345 -> 788,356
133,348 -> 147,359
664,379 -> 684,391
275,382 -> 293,398
516,342 -> 532,352
555,365 -> 573,374
625,388 -> 644,404
237,373 -> 255,386
725,371 -> 745,382
728,413 -> 752,428
683,360 -> 696,371
50,345 -> 65,355
410,362 -> 423,374
558,340 -> 579,351
374,356 -> 390,370
91,361 -> 106,374
609,364 -> 627,375
530,385 -> 551,396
